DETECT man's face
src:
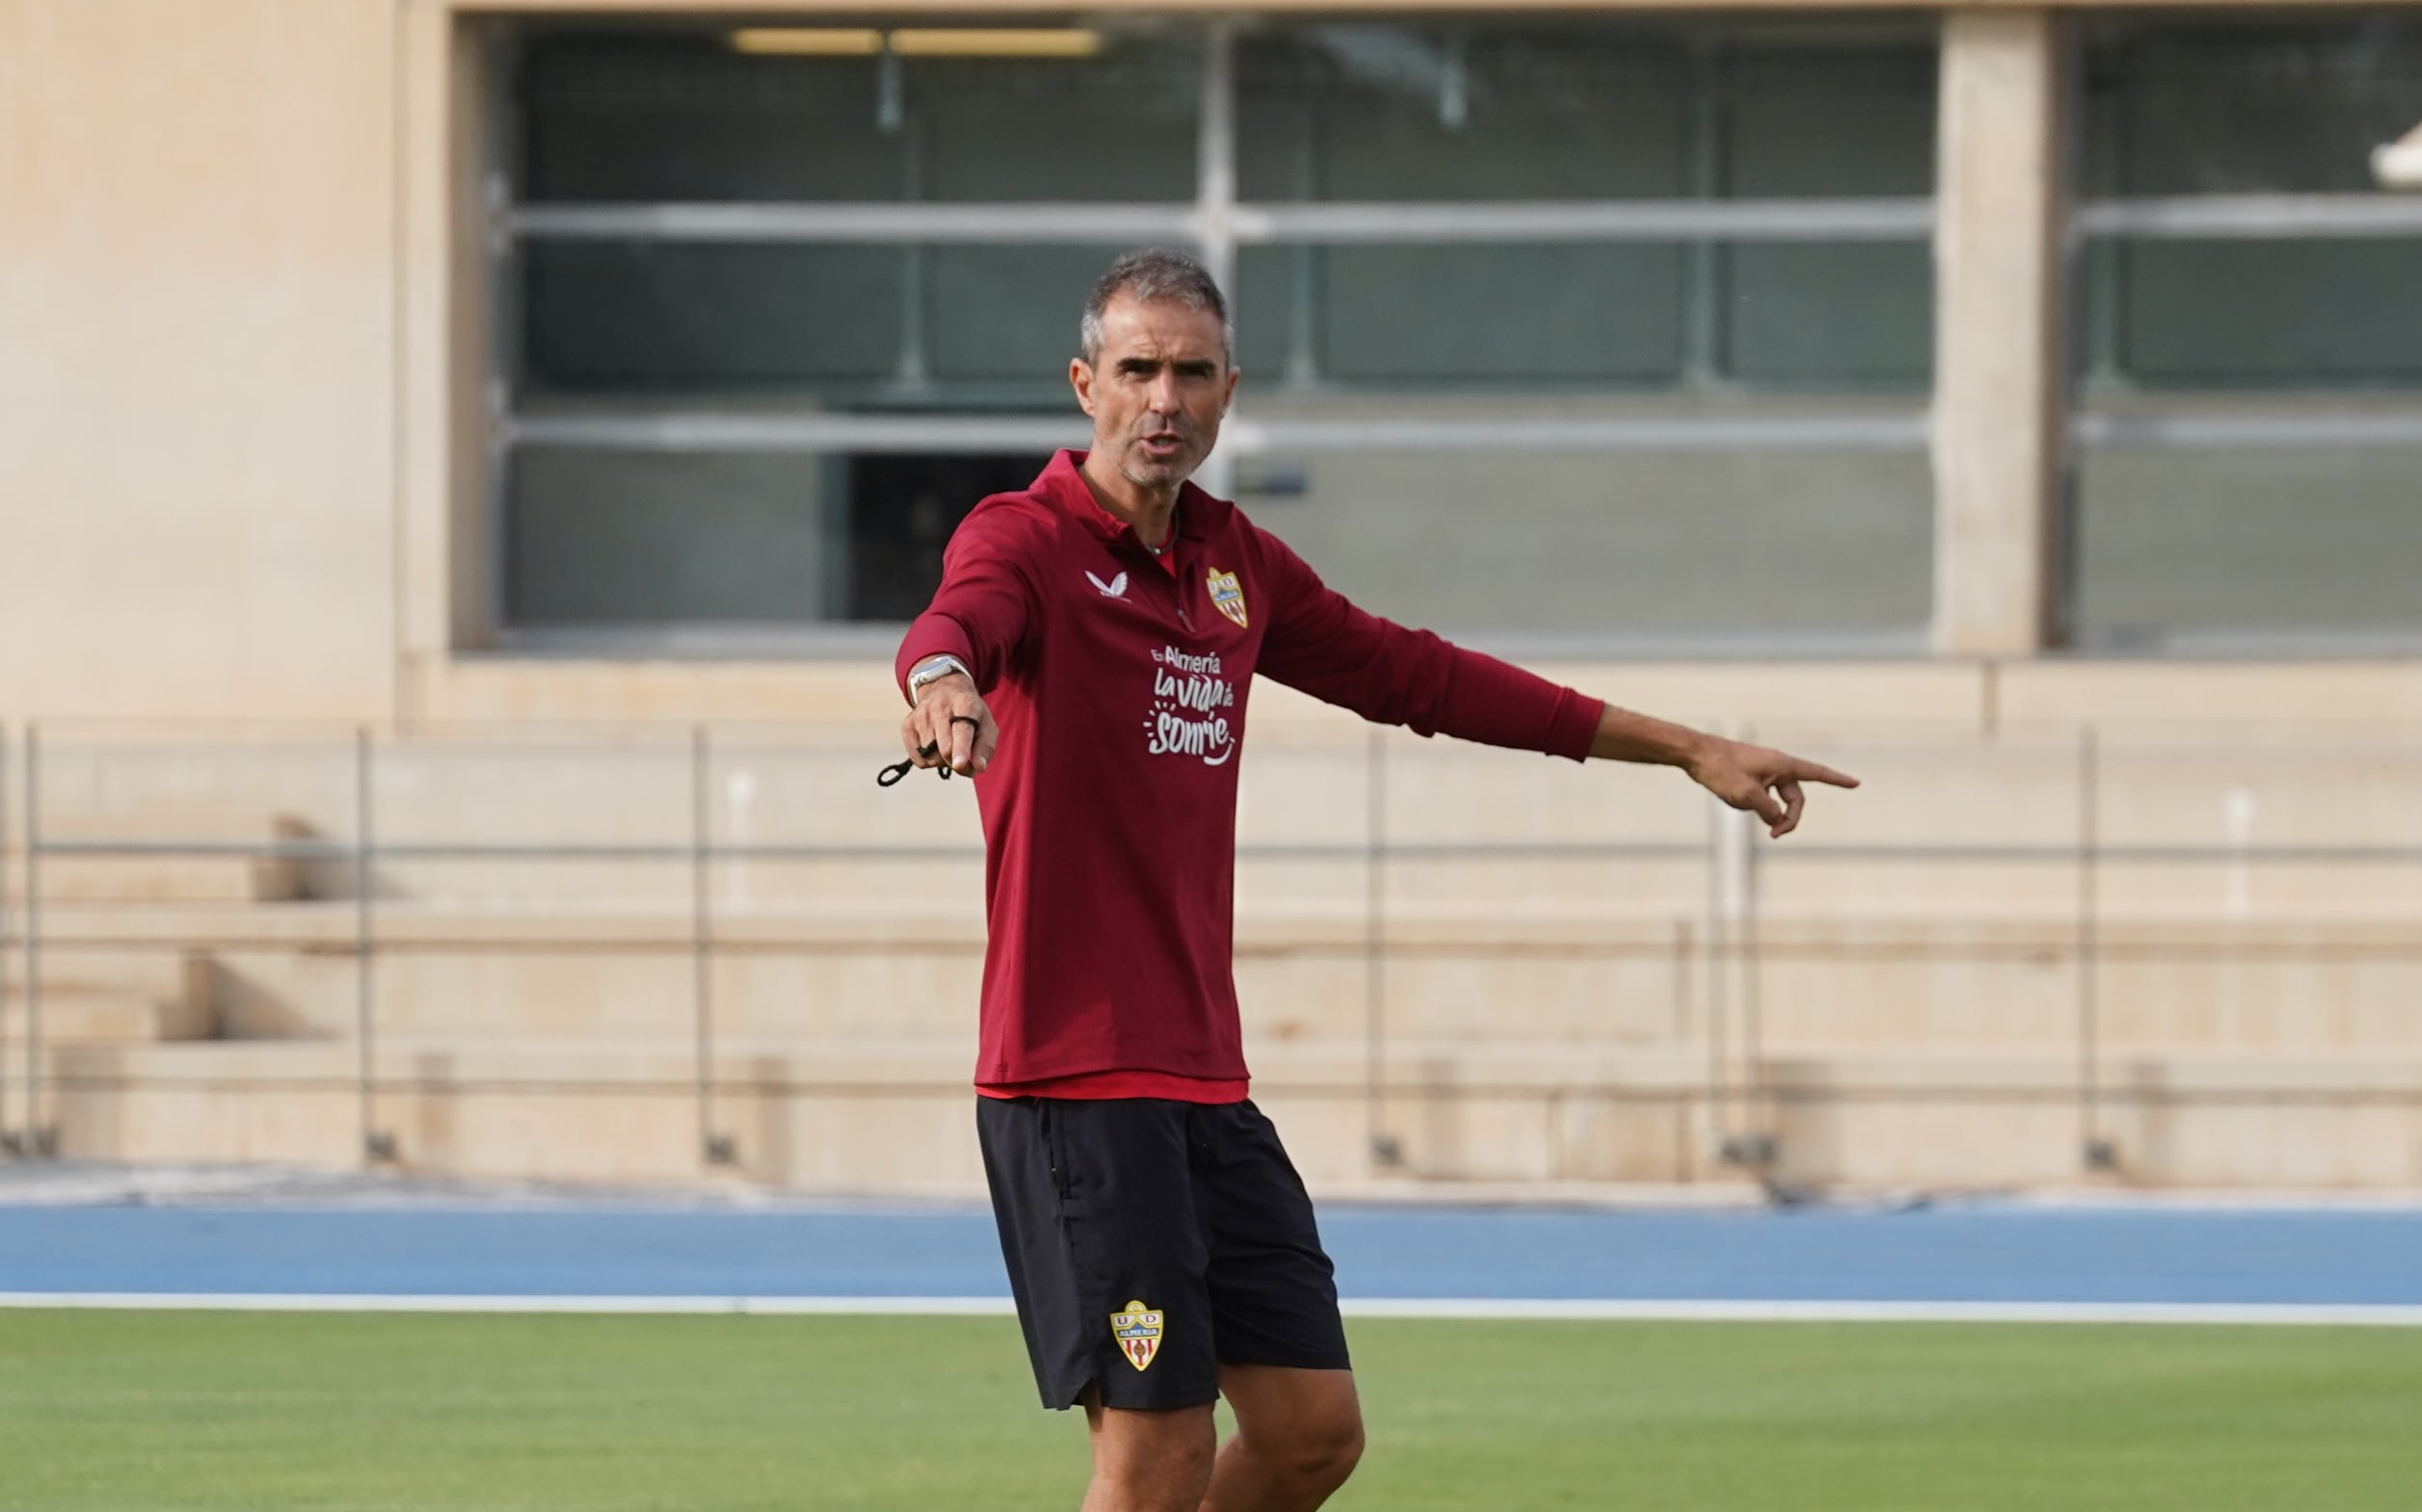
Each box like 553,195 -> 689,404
1070,294 -> 1239,492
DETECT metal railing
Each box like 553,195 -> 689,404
3,720 -> 2420,1185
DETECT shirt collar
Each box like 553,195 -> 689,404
1035,448 -> 1230,550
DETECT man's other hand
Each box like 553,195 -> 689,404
902,673 -> 999,778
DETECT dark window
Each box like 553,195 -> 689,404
2080,17 -> 2422,390
845,454 -> 1050,622
1234,26 -> 1934,391
497,18 -> 1938,642
2072,15 -> 2422,650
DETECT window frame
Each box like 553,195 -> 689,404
489,13 -> 1947,653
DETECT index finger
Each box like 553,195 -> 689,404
1788,757 -> 1860,789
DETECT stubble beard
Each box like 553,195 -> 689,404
1116,438 -> 1200,494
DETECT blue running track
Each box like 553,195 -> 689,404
3,1201 -> 2420,1308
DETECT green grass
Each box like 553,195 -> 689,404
2,1311 -> 2417,1510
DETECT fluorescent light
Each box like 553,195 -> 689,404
729,28 -> 884,57
887,28 -> 1101,59
728,26 -> 1103,62
2376,122 -> 2422,190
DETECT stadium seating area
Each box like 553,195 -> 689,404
9,664 -> 2421,1195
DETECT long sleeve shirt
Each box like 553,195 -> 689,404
896,450 -> 1603,1099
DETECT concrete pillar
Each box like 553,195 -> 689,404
1931,10 -> 2066,656
399,0 -> 501,705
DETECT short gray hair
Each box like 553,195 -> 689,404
1078,247 -> 1234,366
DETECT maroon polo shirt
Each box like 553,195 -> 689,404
897,450 -> 1602,1101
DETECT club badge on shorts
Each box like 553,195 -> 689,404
1111,1300 -> 1165,1371
1207,568 -> 1248,629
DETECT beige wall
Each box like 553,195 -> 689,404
0,0 -> 399,720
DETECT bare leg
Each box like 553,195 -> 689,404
1197,1366 -> 1364,1512
1080,1388 -> 1218,1512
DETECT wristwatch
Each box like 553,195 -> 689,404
907,654 -> 972,702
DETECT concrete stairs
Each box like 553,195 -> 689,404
8,723 -> 2422,1193
42,1028 -> 2422,1193
14,893 -> 2422,1193
0,836 -> 284,1151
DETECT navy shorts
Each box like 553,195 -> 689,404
975,1096 -> 1352,1411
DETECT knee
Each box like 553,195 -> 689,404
1095,1416 -> 1216,1512
1320,1411 -> 1367,1485
1274,1405 -> 1365,1492
1099,1450 -> 1215,1512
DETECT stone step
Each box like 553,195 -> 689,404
28,895 -> 2422,946
23,720 -> 2422,854
46,1035 -> 2422,1101
78,912 -> 2422,1054
14,848 -> 2413,915
41,1038 -> 2422,1193
4,852 -> 299,904
3,947 -> 208,1002
1,986 -> 215,1044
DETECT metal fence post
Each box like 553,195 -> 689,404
1,723 -> 12,1154
1740,735 -> 1771,1170
1671,915 -> 1694,1180
21,724 -> 41,1154
357,725 -> 392,1164
2078,724 -> 2114,1170
695,724 -> 731,1166
1365,727 -> 1397,1168
1702,785 -> 1729,1166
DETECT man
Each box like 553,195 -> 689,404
894,248 -> 1857,1512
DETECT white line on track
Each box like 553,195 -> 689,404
3,1294 -> 2420,1326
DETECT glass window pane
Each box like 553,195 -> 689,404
1724,43 -> 1936,197
2072,15 -> 2422,649
1262,243 -> 1930,392
507,450 -> 840,624
523,243 -> 903,393
914,43 -> 1200,202
2093,240 -> 2422,387
843,454 -> 1054,620
2074,438 -> 2422,644
1721,244 -> 1932,387
1717,40 -> 1934,388
1233,246 -> 1299,381
2084,19 -> 2422,195
523,240 -> 1212,398
926,244 -> 1144,383
1231,23 -> 1935,394
1234,424 -> 1931,640
2079,17 -> 2422,391
506,450 -> 1060,629
500,18 -> 1938,643
1317,247 -> 1685,385
1238,26 -> 1689,201
519,40 -> 906,202
519,31 -> 1200,203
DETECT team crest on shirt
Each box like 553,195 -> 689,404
1206,568 -> 1247,628
1111,1300 -> 1165,1371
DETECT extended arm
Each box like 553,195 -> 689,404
1257,535 -> 1856,836
1254,537 -> 1602,760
